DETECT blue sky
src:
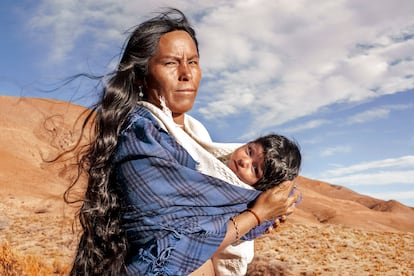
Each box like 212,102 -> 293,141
1,0 -> 413,207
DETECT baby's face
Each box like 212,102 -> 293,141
228,142 -> 264,186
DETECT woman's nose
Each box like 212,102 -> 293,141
178,64 -> 192,81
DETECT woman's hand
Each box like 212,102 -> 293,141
216,179 -> 301,252
250,180 -> 300,223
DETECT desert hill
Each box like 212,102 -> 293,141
292,176 -> 414,232
1,95 -> 413,275
0,96 -> 89,200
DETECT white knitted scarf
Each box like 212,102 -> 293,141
138,101 -> 253,190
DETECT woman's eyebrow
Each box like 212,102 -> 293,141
159,53 -> 199,59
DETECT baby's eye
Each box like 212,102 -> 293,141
247,145 -> 252,155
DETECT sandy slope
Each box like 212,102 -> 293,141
1,96 -> 413,275
248,222 -> 414,275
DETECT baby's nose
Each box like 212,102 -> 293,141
238,158 -> 250,168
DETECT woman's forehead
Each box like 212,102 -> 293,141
156,30 -> 198,55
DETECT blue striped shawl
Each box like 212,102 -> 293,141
113,105 -> 272,275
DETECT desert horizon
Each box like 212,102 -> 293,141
1,95 -> 413,275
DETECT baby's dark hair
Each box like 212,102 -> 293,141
253,134 -> 301,191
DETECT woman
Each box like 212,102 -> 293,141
66,8 -> 299,275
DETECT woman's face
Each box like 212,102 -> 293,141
228,142 -> 265,186
146,30 -> 202,120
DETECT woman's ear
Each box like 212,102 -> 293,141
135,79 -> 144,88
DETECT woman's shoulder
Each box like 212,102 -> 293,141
122,105 -> 160,132
114,106 -> 166,162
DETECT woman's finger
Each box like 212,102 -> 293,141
270,180 -> 294,196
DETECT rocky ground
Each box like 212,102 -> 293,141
248,221 -> 414,275
1,194 -> 413,275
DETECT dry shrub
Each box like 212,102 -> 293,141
246,256 -> 292,276
0,243 -> 68,275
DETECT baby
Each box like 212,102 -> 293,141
223,133 -> 302,191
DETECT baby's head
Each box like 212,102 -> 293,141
253,134 -> 301,191
227,134 -> 301,191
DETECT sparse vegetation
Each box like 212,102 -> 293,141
247,222 -> 414,275
0,243 -> 68,275
0,196 -> 76,276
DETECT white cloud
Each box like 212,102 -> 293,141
323,155 -> 414,177
321,170 -> 414,186
370,190 -> 414,201
347,108 -> 390,124
28,0 -> 215,63
282,119 -> 330,134
347,103 -> 414,124
27,0 -> 414,136
320,145 -> 352,157
195,0 -> 414,135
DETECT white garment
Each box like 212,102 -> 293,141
212,240 -> 254,276
139,101 -> 254,276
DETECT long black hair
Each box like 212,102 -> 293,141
65,8 -> 199,275
253,134 -> 301,191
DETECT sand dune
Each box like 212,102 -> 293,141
1,96 -> 413,275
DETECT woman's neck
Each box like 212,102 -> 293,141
173,113 -> 185,127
